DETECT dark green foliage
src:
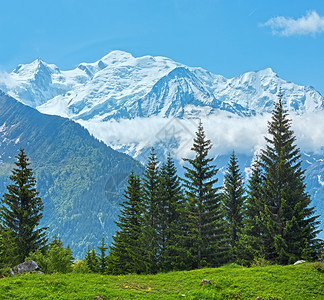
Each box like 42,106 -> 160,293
259,92 -> 322,264
27,234 -> 73,274
108,172 -> 146,275
222,151 -> 246,262
237,158 -> 264,265
157,154 -> 186,271
245,158 -> 263,240
97,236 -> 108,274
183,121 -> 228,269
84,248 -> 100,273
141,149 -> 160,273
0,149 -> 47,264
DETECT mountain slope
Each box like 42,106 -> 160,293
0,91 -> 143,257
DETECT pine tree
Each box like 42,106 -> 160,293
97,236 -> 108,274
107,171 -> 145,274
237,158 -> 264,265
0,149 -> 47,264
259,91 -> 322,264
183,121 -> 227,269
141,149 -> 160,273
84,247 -> 99,273
245,158 -> 263,240
157,154 -> 185,271
222,151 -> 246,262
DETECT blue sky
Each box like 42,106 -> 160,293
1,0 -> 324,94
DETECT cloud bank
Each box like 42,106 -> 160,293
263,11 -> 324,36
79,111 -> 324,161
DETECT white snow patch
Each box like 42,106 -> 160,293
318,175 -> 324,187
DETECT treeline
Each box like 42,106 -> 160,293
0,93 -> 322,275
105,95 -> 322,274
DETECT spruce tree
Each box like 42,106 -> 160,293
0,149 -> 47,264
245,158 -> 263,240
157,154 -> 185,271
183,121 -> 227,269
259,91 -> 322,264
222,151 -> 246,262
97,236 -> 108,274
107,171 -> 145,274
84,247 -> 99,273
141,149 -> 160,273
237,158 -> 264,265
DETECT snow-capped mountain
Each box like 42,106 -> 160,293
1,50 -> 323,122
0,50 -> 323,238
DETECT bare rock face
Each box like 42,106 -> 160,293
9,260 -> 39,277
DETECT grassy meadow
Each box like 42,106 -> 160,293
0,263 -> 323,299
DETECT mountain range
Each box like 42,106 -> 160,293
0,50 -> 323,240
1,50 -> 323,121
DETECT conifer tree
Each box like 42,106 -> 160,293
141,149 -> 160,273
222,151 -> 246,262
97,236 -> 108,274
259,91 -> 322,264
237,158 -> 264,265
0,149 -> 47,264
245,158 -> 263,239
183,121 -> 227,269
107,171 -> 145,274
84,247 -> 99,273
157,154 -> 185,271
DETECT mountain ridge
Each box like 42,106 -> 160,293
0,50 -> 322,123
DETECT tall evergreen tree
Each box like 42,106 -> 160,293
183,121 -> 227,269
97,236 -> 108,274
157,154 -> 185,271
245,158 -> 263,240
107,171 -> 145,274
0,149 -> 47,264
237,157 -> 264,265
222,151 -> 246,262
259,91 -> 322,264
141,149 -> 160,273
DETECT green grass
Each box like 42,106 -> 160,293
0,263 -> 323,299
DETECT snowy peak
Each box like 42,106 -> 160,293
1,51 -> 323,119
12,58 -> 60,80
100,50 -> 135,64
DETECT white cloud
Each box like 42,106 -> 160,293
78,111 -> 324,161
263,11 -> 324,36
0,71 -> 16,90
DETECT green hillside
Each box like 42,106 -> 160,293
0,92 -> 143,257
0,263 -> 323,299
